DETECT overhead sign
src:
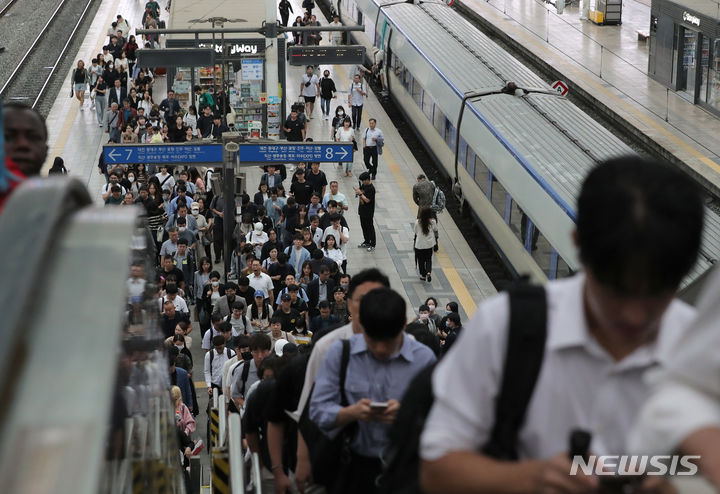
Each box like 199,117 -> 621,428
288,45 -> 366,65
552,80 -> 569,96
103,144 -> 224,164
444,0 -> 454,5
238,143 -> 353,163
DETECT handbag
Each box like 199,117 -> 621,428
352,138 -> 358,151
199,305 -> 210,327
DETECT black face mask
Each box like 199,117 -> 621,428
227,294 -> 235,302
241,351 -> 252,361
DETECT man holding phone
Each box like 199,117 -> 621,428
310,287 -> 436,494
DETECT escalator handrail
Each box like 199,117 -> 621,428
0,177 -> 92,426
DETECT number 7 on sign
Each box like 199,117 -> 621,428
125,149 -> 133,160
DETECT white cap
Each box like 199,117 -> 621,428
274,339 -> 289,357
254,222 -> 263,233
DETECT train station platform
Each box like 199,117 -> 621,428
39,0 -> 496,319
35,0 -> 496,483
455,0 -> 720,196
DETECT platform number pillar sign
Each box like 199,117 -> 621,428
443,0 -> 454,5
212,449 -> 231,494
265,0 -> 280,139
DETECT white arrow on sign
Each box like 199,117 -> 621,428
108,149 -> 121,161
336,147 -> 349,161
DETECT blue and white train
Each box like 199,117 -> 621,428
327,0 -> 719,289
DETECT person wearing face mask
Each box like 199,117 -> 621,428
438,301 -> 458,330
331,105 -> 349,140
190,201 -> 211,261
417,304 -> 438,335
222,335 -> 252,399
424,297 -> 442,326
319,70 -> 337,120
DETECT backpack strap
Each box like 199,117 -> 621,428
239,359 -> 252,396
481,284 -> 547,460
339,339 -> 351,406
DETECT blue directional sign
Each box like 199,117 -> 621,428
103,144 -> 224,164
238,143 -> 353,163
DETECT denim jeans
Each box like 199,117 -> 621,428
320,97 -> 331,116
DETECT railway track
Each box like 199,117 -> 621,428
0,0 -> 20,18
0,0 -> 96,110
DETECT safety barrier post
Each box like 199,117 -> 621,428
189,456 -> 202,494
210,408 -> 220,449
227,413 -> 245,494
212,448 -> 231,494
219,399 -> 227,448
251,452 -> 263,494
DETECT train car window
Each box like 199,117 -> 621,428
466,150 -> 476,176
531,230 -> 553,275
444,120 -> 456,150
433,106 -> 445,136
458,137 -> 467,171
422,89 -> 434,121
490,175 -> 508,221
509,199 -> 525,243
412,79 -> 423,107
474,154 -> 489,195
403,68 -> 411,90
556,255 -> 574,279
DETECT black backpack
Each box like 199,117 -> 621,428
379,284 -> 548,494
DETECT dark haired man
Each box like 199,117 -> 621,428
420,156 -> 705,494
230,333 -> 272,409
3,102 -> 49,189
269,268 -> 391,493
354,172 -> 376,251
310,287 -> 436,493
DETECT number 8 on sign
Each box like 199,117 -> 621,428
325,148 -> 334,160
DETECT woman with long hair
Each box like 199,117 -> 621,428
413,206 -> 438,281
334,117 -> 355,177
71,60 -> 89,109
250,291 -> 273,332
322,235 -> 344,267
298,260 -> 317,290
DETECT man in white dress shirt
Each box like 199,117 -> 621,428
630,265 -> 720,489
420,156 -> 705,494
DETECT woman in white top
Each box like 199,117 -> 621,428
334,117 -> 356,177
413,206 -> 439,282
322,235 -> 345,267
245,222 -> 269,259
184,105 -> 199,136
115,52 -> 129,85
138,90 -> 153,115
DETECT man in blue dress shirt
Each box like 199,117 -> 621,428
310,287 -> 436,493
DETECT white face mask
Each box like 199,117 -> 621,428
419,313 -> 429,320
179,227 -> 186,232
175,344 -> 184,349
128,176 -> 135,183
427,304 -> 435,311
212,281 -> 219,287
